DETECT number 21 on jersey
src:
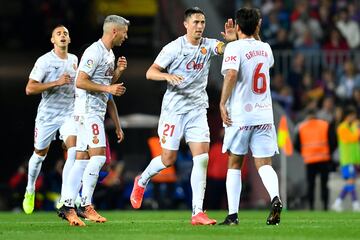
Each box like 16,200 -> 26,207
163,123 -> 175,137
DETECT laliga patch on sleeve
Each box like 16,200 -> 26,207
85,59 -> 94,68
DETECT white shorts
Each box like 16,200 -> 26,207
76,115 -> 106,151
222,124 -> 279,158
34,116 -> 75,150
59,116 -> 78,143
158,108 -> 210,150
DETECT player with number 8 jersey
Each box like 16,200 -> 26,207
59,15 -> 129,226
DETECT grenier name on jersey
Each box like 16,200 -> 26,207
245,50 -> 269,60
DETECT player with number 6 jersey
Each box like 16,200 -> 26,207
219,8 -> 282,226
221,39 -> 274,126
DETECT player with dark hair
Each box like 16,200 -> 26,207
130,7 -> 237,225
219,8 -> 282,225
23,25 -> 78,215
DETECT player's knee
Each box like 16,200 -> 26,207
34,148 -> 48,156
162,157 -> 176,167
229,161 -> 242,169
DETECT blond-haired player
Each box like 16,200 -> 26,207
58,15 -> 129,226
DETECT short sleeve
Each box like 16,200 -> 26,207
154,42 -> 177,69
221,42 -> 240,76
78,47 -> 100,77
29,57 -> 47,82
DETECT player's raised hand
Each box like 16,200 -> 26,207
165,74 -> 184,86
116,56 -> 127,72
221,19 -> 237,42
57,73 -> 72,86
254,18 -> 262,41
108,82 -> 126,96
220,103 -> 232,127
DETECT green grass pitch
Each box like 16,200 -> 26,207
0,210 -> 359,240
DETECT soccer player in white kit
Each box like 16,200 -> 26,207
130,7 -> 237,225
23,25 -> 78,215
58,15 -> 128,226
219,8 -> 282,225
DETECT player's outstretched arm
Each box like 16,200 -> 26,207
146,63 -> 183,86
25,73 -> 71,95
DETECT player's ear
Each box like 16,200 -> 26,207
69,36 -> 71,43
183,20 -> 188,29
50,37 -> 55,44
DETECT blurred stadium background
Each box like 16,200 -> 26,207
0,0 -> 359,213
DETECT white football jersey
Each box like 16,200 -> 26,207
74,39 -> 115,119
221,38 -> 274,126
155,35 -> 222,114
29,50 -> 78,123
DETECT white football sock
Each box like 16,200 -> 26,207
26,152 -> 46,193
138,156 -> 166,187
60,147 -> 76,202
258,165 -> 280,201
226,169 -> 242,215
81,155 -> 106,207
63,160 -> 88,207
191,153 -> 209,216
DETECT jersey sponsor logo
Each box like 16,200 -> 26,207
254,102 -> 272,110
224,56 -> 237,62
186,60 -> 203,70
200,47 -> 207,55
93,135 -> 99,144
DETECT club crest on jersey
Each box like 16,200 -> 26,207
161,136 -> 166,144
93,136 -> 99,144
244,103 -> 253,112
200,47 -> 207,55
72,63 -> 77,71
